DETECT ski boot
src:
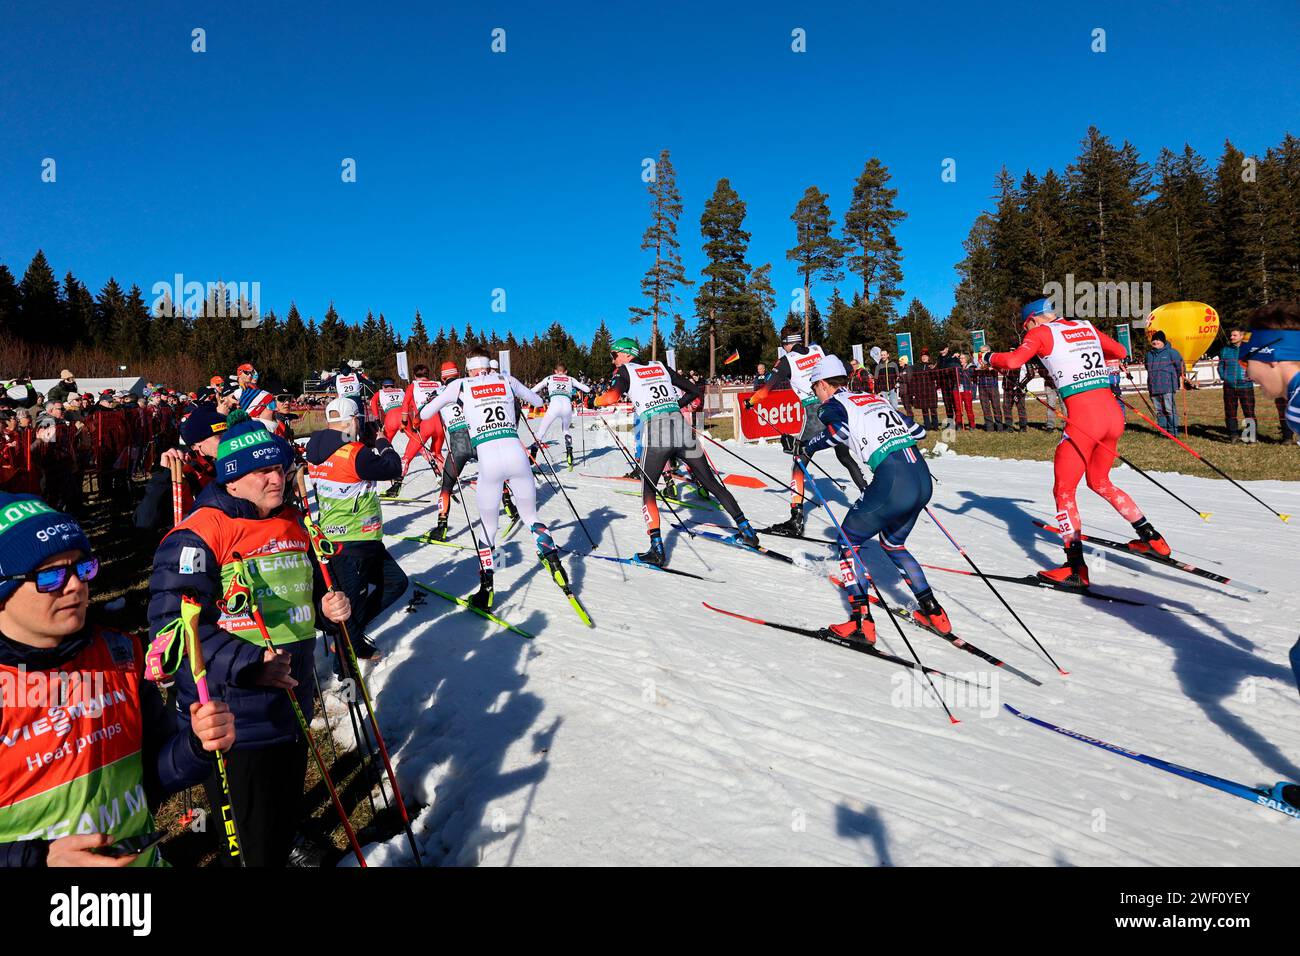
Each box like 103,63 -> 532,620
1273,782 -> 1300,810
565,436 -> 574,469
766,504 -> 806,537
1127,518 -> 1171,557
912,589 -> 952,635
380,479 -> 403,499
502,489 -> 521,525
636,529 -> 667,567
734,518 -> 760,549
828,594 -> 876,645
1038,540 -> 1089,588
420,515 -> 449,543
533,523 -> 568,586
470,568 -> 494,610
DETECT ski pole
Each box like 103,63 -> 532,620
519,412 -> 597,551
598,413 -> 713,569
1024,388 -> 1211,521
224,552 -> 368,867
1117,391 -> 1291,523
689,424 -> 815,501
922,507 -> 1068,675
794,459 -> 959,724
169,457 -> 185,526
295,476 -> 424,865
179,593 -> 246,867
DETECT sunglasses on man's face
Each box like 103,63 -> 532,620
1,557 -> 100,594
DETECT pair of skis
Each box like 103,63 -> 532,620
702,602 -> 990,689
1031,520 -> 1267,595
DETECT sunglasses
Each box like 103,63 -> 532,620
1,557 -> 99,593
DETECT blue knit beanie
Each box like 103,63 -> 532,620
0,494 -> 92,602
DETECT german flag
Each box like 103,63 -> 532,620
723,349 -> 740,365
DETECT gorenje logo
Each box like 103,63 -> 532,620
634,366 -> 663,380
49,886 -> 152,936
470,383 -> 507,399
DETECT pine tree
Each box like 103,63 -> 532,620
900,298 -> 940,356
694,178 -> 752,379
318,303 -> 347,369
19,250 -> 62,346
95,279 -> 129,366
60,272 -> 94,346
629,150 -> 693,360
0,265 -> 19,340
786,186 -> 847,344
1066,127 -> 1152,283
842,159 -> 906,307
668,314 -> 697,372
1147,146 -> 1215,305
1022,169 -> 1073,292
1263,134 -> 1300,302
1213,140 -> 1269,325
407,309 -> 431,364
825,288 -> 854,359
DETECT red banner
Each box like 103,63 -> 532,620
736,389 -> 804,440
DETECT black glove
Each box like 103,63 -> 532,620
779,434 -> 804,456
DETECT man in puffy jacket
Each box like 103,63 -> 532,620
147,410 -> 351,866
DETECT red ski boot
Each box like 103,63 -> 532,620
828,595 -> 877,645
1127,518 -> 1171,557
912,591 -> 952,635
1038,541 -> 1090,588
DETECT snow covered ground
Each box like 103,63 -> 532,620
321,417 -> 1300,866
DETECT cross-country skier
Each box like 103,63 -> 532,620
746,329 -> 868,536
800,356 -> 949,643
414,362 -> 472,544
419,350 -> 561,609
990,297 -> 1170,587
370,378 -> 408,497
400,363 -> 448,476
594,337 -> 758,567
530,363 -> 591,469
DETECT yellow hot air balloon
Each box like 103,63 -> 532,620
1146,301 -> 1220,364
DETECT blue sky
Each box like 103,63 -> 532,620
2,0 -> 1297,345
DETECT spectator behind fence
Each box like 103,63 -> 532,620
974,347 -> 1005,431
897,356 -> 916,420
1218,327 -> 1257,443
1145,329 -> 1186,432
752,363 -> 770,390
874,350 -> 900,409
848,359 -> 871,393
937,346 -> 960,427
911,350 -> 940,429
953,353 -> 976,429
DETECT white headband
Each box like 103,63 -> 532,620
466,356 -> 491,371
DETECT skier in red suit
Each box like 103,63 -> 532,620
990,298 -> 1170,587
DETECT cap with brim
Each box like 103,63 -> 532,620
1021,297 -> 1053,327
326,397 -> 360,422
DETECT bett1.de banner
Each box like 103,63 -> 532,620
735,388 -> 804,440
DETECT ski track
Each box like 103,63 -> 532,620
327,421 -> 1299,866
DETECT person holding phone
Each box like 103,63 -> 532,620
0,494 -> 235,866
